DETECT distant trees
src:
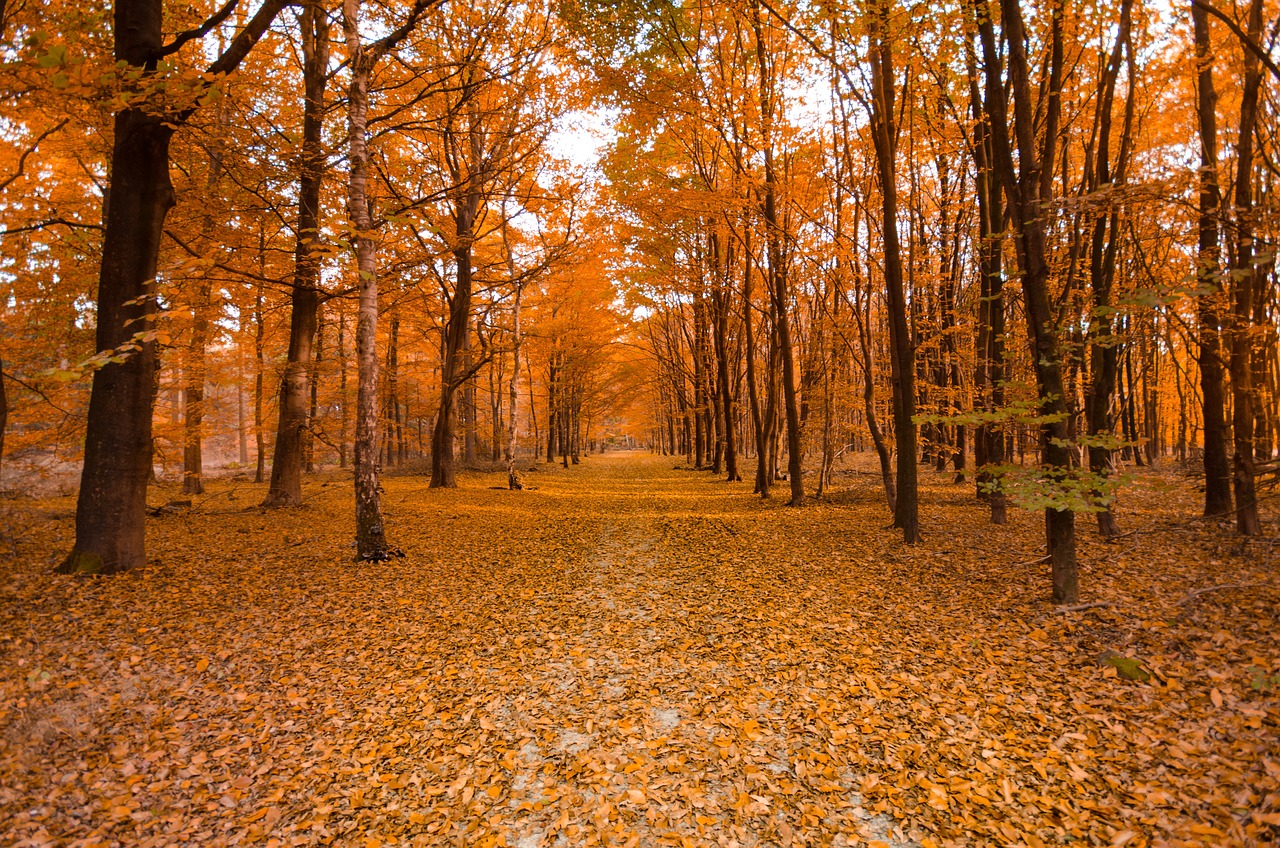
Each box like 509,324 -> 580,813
0,0 -> 1274,596
578,0 -> 1278,603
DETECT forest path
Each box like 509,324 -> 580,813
2,452 -> 1278,846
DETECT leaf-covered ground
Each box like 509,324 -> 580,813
2,453 -> 1278,847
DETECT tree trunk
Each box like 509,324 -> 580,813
0,351 -> 8,486
344,3 -> 392,560
966,29 -> 1007,524
504,219 -> 525,490
712,234 -> 740,482
1228,0 -> 1264,535
384,310 -> 400,468
182,276 -> 210,496
431,198 -> 479,487
57,103 -> 174,574
265,0 -> 327,506
254,280 -> 266,483
1084,0 -> 1133,537
752,1 -> 803,506
743,231 -> 768,495
869,7 -> 918,541
1191,0 -> 1233,519
977,0 -> 1077,602
54,0 -> 291,573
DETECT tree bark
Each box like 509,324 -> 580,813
344,0 -> 392,560
1191,0 -> 1233,518
977,0 -> 1078,602
752,0 -> 803,506
966,27 -> 1007,524
0,351 -> 7,486
503,218 -> 525,489
711,233 -> 740,482
1228,0 -> 1264,535
182,278 -> 210,496
1083,0 -> 1133,537
430,107 -> 483,487
265,0 -> 328,506
57,105 -> 174,574
868,5 -> 918,541
59,0 -> 290,574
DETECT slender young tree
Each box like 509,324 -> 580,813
975,0 -> 1078,603
1227,0 -> 1265,536
751,0 -> 804,506
867,0 -> 918,542
343,0 -> 440,559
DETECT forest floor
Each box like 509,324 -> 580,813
1,452 -> 1278,848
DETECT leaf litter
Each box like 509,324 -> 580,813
1,454 -> 1277,847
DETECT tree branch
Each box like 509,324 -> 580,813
369,0 -> 446,63
0,118 -> 68,193
0,217 -> 103,237
155,0 -> 242,60
1193,0 -> 1280,80
207,0 -> 298,77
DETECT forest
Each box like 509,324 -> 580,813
1,0 -> 1279,844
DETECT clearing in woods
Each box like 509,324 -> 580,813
1,453 -> 1278,846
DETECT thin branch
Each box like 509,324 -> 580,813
1192,0 -> 1280,81
1,369 -> 73,415
206,0 -> 298,78
0,217 -> 103,237
0,119 -> 69,193
156,0 -> 242,60
1177,582 -> 1271,604
1055,601 -> 1115,613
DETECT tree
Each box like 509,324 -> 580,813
866,0 -> 918,541
265,0 -> 330,508
973,0 -> 1079,603
58,0 -> 294,575
343,0 -> 440,560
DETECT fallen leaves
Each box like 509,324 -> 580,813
0,454 -> 1277,847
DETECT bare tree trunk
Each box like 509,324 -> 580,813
182,276 -> 211,496
966,29 -> 1007,524
266,0 -> 328,506
344,0 -> 391,560
868,4 -> 918,541
57,0 -> 290,574
254,280 -> 266,483
58,108 -> 172,573
1191,0 -> 1233,519
712,233 -> 740,481
743,230 -> 768,494
308,304 -> 324,471
384,310 -> 400,469
977,0 -> 1077,602
1228,0 -> 1264,535
237,354 -> 249,465
752,0 -> 803,505
0,351 -> 7,487
503,217 -> 525,490
431,197 -> 480,486
1084,0 -> 1133,537
847,199 -> 896,512
338,309 -> 349,468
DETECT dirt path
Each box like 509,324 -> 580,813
2,453 -> 1277,846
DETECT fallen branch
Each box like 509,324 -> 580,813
1013,554 -> 1051,567
1177,583 -> 1271,605
1055,601 -> 1115,613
